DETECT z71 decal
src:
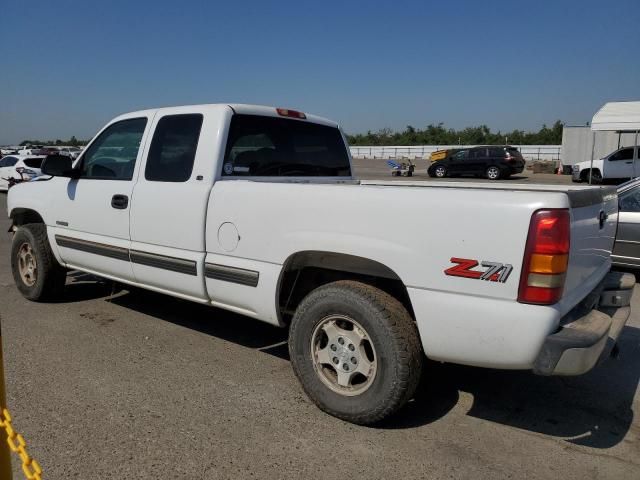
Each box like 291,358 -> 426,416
444,257 -> 513,283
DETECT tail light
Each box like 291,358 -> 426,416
276,108 -> 306,119
518,209 -> 570,305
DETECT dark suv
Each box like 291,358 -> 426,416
428,146 -> 525,180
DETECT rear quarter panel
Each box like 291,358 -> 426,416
205,181 -> 571,301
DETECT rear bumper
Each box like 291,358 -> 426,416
533,271 -> 634,376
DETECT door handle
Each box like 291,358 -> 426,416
111,194 -> 129,209
625,161 -> 633,164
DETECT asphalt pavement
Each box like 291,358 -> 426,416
0,171 -> 638,479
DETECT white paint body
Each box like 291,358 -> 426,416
6,104 -> 618,370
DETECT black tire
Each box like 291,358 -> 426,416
288,280 -> 423,425
590,170 -> 603,184
11,223 -> 66,301
433,165 -> 447,178
486,165 -> 502,180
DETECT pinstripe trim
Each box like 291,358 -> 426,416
130,250 -> 197,276
55,235 -> 197,276
55,235 -> 130,262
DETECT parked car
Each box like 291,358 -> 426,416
613,178 -> 640,267
428,145 -> 525,180
58,147 -> 82,159
6,104 -> 632,425
0,155 -> 45,191
572,146 -> 640,184
17,145 -> 43,155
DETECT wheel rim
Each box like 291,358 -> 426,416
487,167 -> 499,179
17,242 -> 37,287
435,166 -> 446,177
310,315 -> 377,396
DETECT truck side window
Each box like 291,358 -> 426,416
80,118 -> 147,180
145,114 -> 203,182
610,148 -> 634,161
222,114 -> 351,177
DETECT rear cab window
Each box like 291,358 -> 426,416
145,114 -> 203,182
222,114 -> 351,177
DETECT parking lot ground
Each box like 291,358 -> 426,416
1,184 -> 639,479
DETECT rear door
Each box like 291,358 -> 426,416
129,105 -> 229,301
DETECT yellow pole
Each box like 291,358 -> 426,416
0,321 -> 13,480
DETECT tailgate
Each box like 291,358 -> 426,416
563,187 -> 618,308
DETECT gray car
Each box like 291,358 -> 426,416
613,178 -> 640,267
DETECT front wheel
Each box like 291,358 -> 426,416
486,166 -> 502,180
11,224 -> 66,301
289,280 -> 423,425
433,165 -> 447,178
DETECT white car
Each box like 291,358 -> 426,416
0,155 -> 45,191
6,104 -> 633,424
58,147 -> 82,159
573,145 -> 640,183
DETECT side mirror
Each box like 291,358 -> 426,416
41,155 -> 80,178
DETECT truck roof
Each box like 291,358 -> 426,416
111,103 -> 339,128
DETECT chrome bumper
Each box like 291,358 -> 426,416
533,271 -> 634,376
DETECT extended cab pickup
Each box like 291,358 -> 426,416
6,104 -> 634,424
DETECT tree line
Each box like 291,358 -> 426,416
16,120 -> 565,148
346,120 -> 564,146
18,136 -> 87,147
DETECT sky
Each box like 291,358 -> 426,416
0,0 -> 638,144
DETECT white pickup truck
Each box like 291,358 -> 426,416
572,145 -> 640,183
6,104 -> 634,424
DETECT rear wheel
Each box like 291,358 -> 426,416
289,280 -> 423,425
11,224 -> 66,301
486,166 -> 502,180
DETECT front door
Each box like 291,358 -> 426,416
52,116 -> 153,281
604,147 -> 635,179
448,150 -> 468,174
467,147 -> 488,175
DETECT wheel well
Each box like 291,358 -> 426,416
277,251 -> 414,324
10,208 -> 44,227
580,168 -> 601,180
